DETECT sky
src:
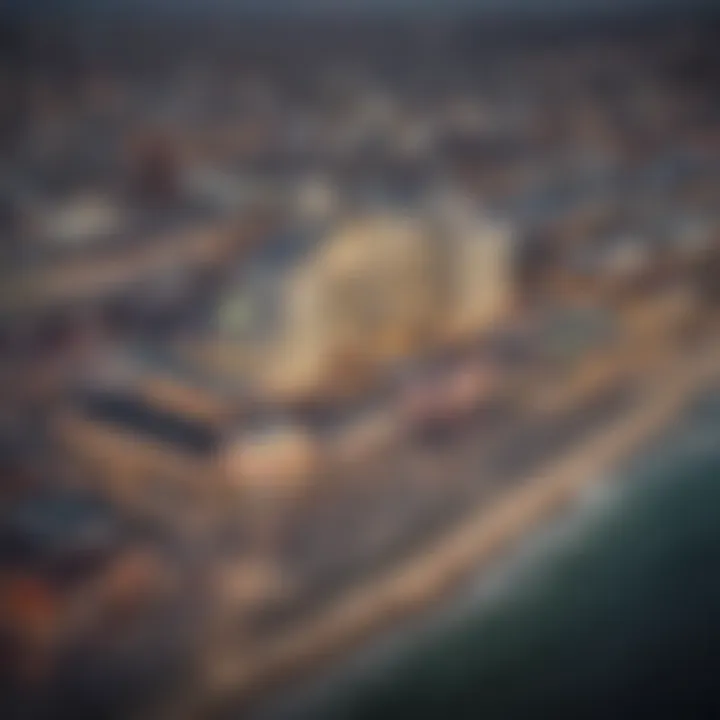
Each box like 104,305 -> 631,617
2,0 -> 714,16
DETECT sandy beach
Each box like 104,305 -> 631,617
155,337 -> 720,720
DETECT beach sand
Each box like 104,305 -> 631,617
157,338 -> 720,720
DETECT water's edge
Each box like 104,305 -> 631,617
263,387 -> 720,720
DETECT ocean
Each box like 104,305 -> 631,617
259,389 -> 720,720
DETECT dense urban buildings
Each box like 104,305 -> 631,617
0,6 -> 719,718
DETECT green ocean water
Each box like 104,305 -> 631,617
274,392 -> 720,720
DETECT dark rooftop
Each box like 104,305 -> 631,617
75,389 -> 220,457
0,489 -> 122,577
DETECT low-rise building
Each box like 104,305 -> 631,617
53,357 -> 324,518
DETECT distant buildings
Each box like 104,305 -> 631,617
0,200 -> 251,352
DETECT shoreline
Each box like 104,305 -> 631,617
166,338 -> 720,720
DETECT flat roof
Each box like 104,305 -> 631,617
74,389 -> 221,457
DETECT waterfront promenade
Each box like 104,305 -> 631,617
160,336 -> 720,720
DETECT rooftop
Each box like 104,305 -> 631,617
73,388 -> 221,457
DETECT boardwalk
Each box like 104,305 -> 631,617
157,338 -> 720,719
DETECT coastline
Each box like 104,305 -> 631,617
168,337 -> 720,720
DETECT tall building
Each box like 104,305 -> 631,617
433,196 -> 515,343
213,203 -> 515,402
270,215 -> 442,398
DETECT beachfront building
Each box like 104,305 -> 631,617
210,203 -> 516,403
431,193 -> 515,345
53,348 -> 323,521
